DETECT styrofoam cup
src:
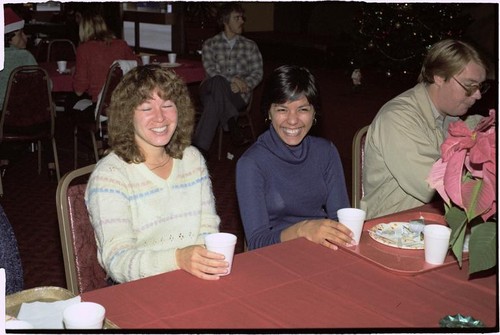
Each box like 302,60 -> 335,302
424,224 -> 451,265
57,60 -> 67,72
141,55 -> 150,65
204,232 -> 237,275
168,53 -> 177,64
337,208 -> 366,244
63,302 -> 105,329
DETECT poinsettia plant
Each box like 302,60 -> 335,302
427,109 -> 496,275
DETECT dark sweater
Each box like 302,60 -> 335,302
0,204 -> 23,294
236,126 -> 350,250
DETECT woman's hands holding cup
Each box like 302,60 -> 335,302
176,245 -> 229,280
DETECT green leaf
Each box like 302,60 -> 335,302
468,221 -> 497,275
445,206 -> 468,266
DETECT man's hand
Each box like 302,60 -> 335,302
231,77 -> 249,93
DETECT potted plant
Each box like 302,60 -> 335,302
427,109 -> 496,275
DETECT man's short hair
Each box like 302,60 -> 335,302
418,39 -> 488,84
217,2 -> 244,29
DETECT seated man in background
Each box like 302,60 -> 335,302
0,7 -> 37,108
192,2 -> 263,159
361,39 -> 490,219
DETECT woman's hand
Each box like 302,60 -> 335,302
282,219 -> 355,250
175,245 -> 229,280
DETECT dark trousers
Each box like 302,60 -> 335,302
193,76 -> 246,151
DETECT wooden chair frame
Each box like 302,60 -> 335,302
56,164 -> 101,295
351,125 -> 369,209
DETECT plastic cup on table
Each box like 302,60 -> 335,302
63,302 -> 105,329
168,53 -> 177,64
57,61 -> 67,73
141,55 -> 150,65
204,232 -> 237,275
337,208 -> 366,244
423,224 -> 451,265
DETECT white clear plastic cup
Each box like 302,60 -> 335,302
141,55 -> 150,65
424,224 -> 451,265
337,208 -> 366,244
63,302 -> 105,329
204,232 -> 237,275
57,60 -> 67,72
168,53 -> 177,64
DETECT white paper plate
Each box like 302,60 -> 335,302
368,222 -> 424,249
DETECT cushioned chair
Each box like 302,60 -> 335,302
0,66 -> 61,196
351,125 -> 369,209
73,62 -> 124,169
56,164 -> 110,295
217,96 -> 256,160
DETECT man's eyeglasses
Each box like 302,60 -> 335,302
452,77 -> 490,97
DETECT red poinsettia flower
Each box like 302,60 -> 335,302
428,109 -> 496,222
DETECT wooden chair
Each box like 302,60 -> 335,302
73,62 -> 124,168
0,66 -> 61,196
217,96 -> 256,160
47,39 -> 77,62
351,125 -> 369,209
55,164 -> 110,295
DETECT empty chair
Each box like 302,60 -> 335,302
47,39 -> 77,62
351,125 -> 369,209
0,65 -> 61,196
73,62 -> 124,168
217,95 -> 256,160
56,164 -> 110,295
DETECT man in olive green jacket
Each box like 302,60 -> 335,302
361,39 -> 490,219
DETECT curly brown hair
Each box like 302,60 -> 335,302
107,64 -> 195,163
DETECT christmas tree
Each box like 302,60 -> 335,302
350,3 -> 473,78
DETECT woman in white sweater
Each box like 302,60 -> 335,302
85,64 -> 227,283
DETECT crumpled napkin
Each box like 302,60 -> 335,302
17,295 -> 81,329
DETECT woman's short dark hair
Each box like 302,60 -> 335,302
260,65 -> 321,116
107,64 -> 195,163
217,2 -> 244,29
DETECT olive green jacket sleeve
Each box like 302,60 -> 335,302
360,83 -> 443,219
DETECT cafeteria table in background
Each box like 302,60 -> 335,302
40,58 -> 205,93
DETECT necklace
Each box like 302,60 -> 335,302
146,155 -> 171,171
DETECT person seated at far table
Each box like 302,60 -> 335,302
85,65 -> 229,283
361,39 -> 490,220
0,7 -> 37,108
236,65 -> 352,251
192,2 -> 263,159
65,12 -> 137,119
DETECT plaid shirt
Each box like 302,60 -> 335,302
202,32 -> 263,103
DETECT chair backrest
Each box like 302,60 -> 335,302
55,164 -> 110,295
47,39 -> 77,62
352,125 -> 369,209
94,62 -> 124,128
0,66 -> 54,140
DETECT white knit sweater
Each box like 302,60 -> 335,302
85,146 -> 220,283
